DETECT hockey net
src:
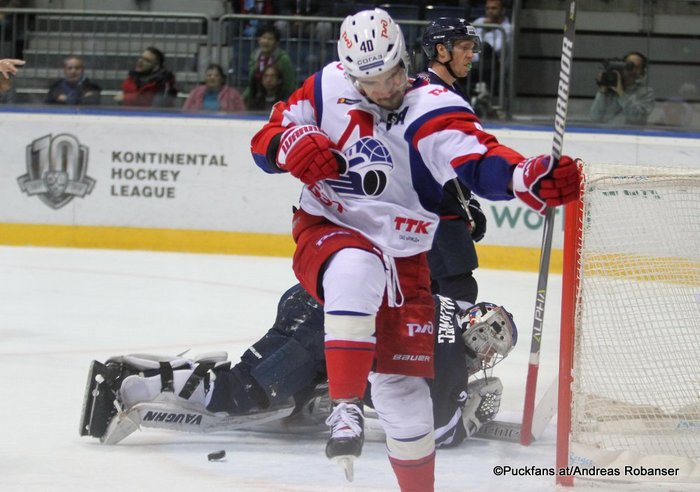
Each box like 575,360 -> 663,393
557,162 -> 700,486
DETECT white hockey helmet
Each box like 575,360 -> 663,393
337,8 -> 407,79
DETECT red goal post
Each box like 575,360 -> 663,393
556,162 -> 700,487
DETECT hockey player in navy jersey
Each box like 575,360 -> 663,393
80,285 -> 517,451
419,17 -> 489,309
248,8 -> 580,490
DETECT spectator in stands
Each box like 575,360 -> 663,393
45,56 -> 101,106
0,1 -> 26,58
658,82 -> 697,128
0,57 -> 23,78
114,47 -> 178,108
242,25 -> 296,104
473,0 -> 512,57
0,1 -> 21,14
236,0 -> 276,37
274,1 -> 332,43
183,63 -> 245,112
0,71 -> 15,103
0,1 -> 21,28
244,63 -> 289,111
589,51 -> 655,126
472,0 -> 512,98
0,57 -> 22,103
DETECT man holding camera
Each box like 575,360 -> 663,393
589,51 -> 655,126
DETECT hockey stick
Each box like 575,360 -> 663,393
475,420 -> 522,443
520,0 -> 578,446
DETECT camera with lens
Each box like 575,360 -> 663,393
598,60 -> 634,88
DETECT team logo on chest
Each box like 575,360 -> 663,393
327,137 -> 394,197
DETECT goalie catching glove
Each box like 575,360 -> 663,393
512,154 -> 581,214
276,125 -> 347,185
462,377 -> 503,438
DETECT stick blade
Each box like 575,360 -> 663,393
475,420 -> 523,443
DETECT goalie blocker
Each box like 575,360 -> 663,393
80,286 -> 517,447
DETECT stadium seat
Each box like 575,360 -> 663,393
424,5 -> 471,22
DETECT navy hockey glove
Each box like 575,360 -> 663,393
467,198 -> 486,242
512,154 -> 581,214
276,125 -> 346,185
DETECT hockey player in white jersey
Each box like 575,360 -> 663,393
250,8 -> 581,491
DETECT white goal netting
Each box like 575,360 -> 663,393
569,163 -> 700,481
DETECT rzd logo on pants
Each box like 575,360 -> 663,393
18,134 -> 95,209
407,321 -> 433,337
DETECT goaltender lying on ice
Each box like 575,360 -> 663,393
80,285 -> 519,447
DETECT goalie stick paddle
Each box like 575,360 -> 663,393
520,0 -> 577,446
475,420 -> 522,443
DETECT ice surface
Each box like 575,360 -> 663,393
0,245 -> 604,492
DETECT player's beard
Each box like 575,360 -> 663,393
371,92 -> 404,111
369,78 -> 408,111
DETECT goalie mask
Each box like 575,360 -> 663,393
459,302 -> 517,371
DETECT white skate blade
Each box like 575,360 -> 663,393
332,456 -> 355,482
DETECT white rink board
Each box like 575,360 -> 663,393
0,112 -> 301,235
1,110 -> 699,249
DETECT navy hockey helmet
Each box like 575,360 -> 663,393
421,17 -> 481,60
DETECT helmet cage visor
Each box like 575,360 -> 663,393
459,304 -> 516,371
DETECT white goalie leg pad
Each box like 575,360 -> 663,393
120,370 -> 213,409
102,357 -> 224,445
369,373 -> 435,460
103,370 -> 213,445
119,375 -> 163,408
101,409 -> 142,445
107,353 -> 194,371
106,352 -> 228,372
104,369 -> 296,444
462,377 -> 503,438
103,392 -> 296,444
193,351 -> 228,364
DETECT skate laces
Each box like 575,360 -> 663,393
325,402 -> 363,438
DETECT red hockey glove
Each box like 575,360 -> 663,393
276,125 -> 345,185
512,154 -> 581,214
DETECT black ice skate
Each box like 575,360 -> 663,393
324,400 -> 364,482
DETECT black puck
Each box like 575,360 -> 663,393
207,450 -> 226,462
